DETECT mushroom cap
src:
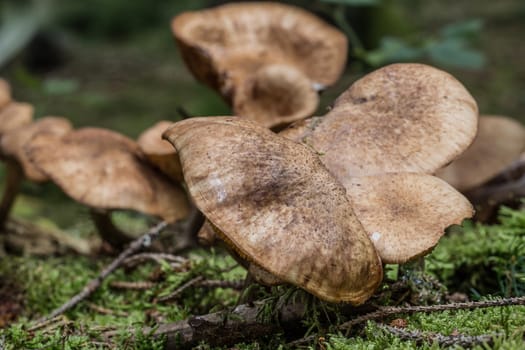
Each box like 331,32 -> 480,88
137,120 -> 183,182
233,64 -> 320,129
341,173 -> 474,264
436,115 -> 525,191
0,102 -> 33,139
173,2 -> 347,89
172,2 -> 347,127
163,117 -> 382,304
294,63 -> 478,180
1,117 -> 73,182
0,78 -> 11,109
26,127 -> 190,222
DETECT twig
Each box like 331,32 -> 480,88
86,302 -> 129,317
109,280 -> 157,290
340,296 -> 525,330
195,279 -> 245,290
32,221 -> 168,326
27,315 -> 69,332
378,324 -> 496,347
122,252 -> 188,269
158,276 -> 204,303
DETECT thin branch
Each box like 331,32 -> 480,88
109,280 -> 157,290
378,324 -> 496,347
158,276 -> 204,303
122,252 -> 188,269
339,296 -> 525,330
32,221 -> 168,326
195,279 -> 245,290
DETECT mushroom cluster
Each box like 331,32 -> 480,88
162,63 -> 478,304
172,2 -> 347,129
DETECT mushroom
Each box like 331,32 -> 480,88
0,78 -> 11,109
137,120 -> 182,182
0,117 -> 71,229
26,127 -> 190,249
342,173 -> 473,264
163,116 -> 382,304
282,63 -> 479,178
280,63 -> 477,264
436,115 -> 525,192
172,2 -> 347,129
0,102 -> 34,141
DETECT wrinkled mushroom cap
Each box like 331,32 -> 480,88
1,117 -> 73,182
342,173 -> 473,264
436,115 -> 525,191
291,63 -> 478,179
0,78 -> 11,109
27,127 -> 190,222
233,64 -> 320,129
172,2 -> 347,128
0,102 -> 33,139
137,120 -> 183,182
163,117 -> 382,304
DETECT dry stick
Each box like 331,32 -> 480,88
110,280 -> 157,290
32,221 -> 168,326
158,276 -> 204,303
195,279 -> 245,290
122,252 -> 188,269
339,296 -> 525,330
378,324 -> 497,348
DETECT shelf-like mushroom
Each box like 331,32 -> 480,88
163,117 -> 382,304
26,127 -> 191,249
0,102 -> 34,141
436,115 -> 525,192
172,2 -> 347,129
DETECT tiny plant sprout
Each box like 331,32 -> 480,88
26,127 -> 190,250
436,115 -> 525,192
163,117 -> 382,304
172,2 -> 347,129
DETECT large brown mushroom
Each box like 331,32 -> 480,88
0,102 -> 34,141
0,78 -> 11,109
436,115 -> 525,192
282,63 -> 479,179
163,117 -> 382,304
280,63 -> 477,264
172,2 -> 347,129
0,117 -> 71,229
26,127 -> 190,249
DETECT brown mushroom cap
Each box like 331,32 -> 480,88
291,63 -> 478,180
0,78 -> 11,109
1,117 -> 73,182
233,64 -> 320,129
436,115 -> 525,191
26,127 -> 190,223
341,173 -> 473,264
172,2 -> 347,128
137,121 -> 183,182
0,102 -> 33,139
163,117 -> 382,304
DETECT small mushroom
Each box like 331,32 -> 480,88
0,117 -> 71,229
0,102 -> 34,140
26,127 -> 190,249
172,2 -> 347,128
283,63 -> 478,179
163,117 -> 382,304
137,120 -> 183,182
436,115 -> 525,192
0,78 -> 11,108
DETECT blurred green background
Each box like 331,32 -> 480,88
0,0 -> 524,230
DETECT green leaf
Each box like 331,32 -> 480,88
440,18 -> 483,39
363,36 -> 423,66
425,37 -> 486,70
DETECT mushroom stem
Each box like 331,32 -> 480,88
0,160 -> 23,231
89,209 -> 135,250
